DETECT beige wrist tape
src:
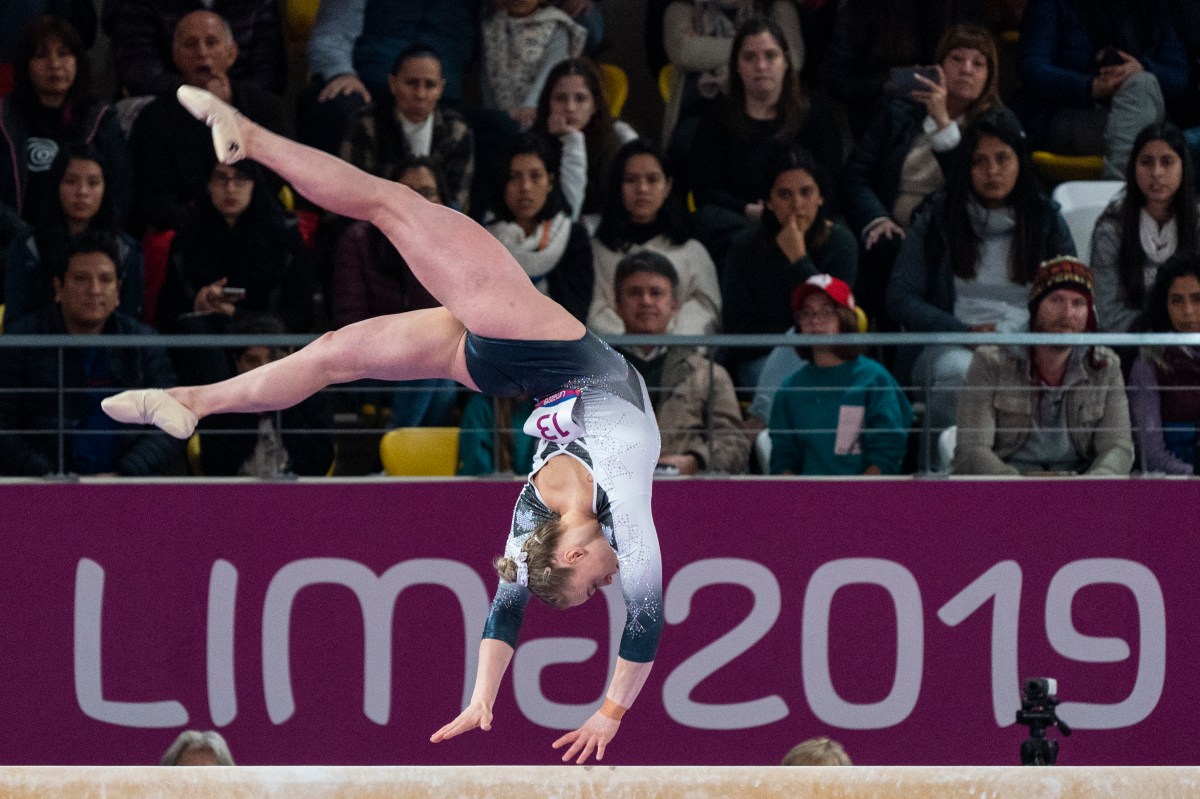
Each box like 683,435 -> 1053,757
599,698 -> 627,721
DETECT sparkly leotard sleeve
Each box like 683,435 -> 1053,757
483,338 -> 664,663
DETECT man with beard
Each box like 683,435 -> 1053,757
952,256 -> 1134,475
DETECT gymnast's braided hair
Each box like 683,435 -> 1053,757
494,513 -> 574,608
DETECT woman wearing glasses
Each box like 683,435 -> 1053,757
155,158 -> 315,384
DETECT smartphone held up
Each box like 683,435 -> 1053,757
885,65 -> 940,98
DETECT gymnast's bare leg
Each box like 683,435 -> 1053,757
104,88 -> 584,437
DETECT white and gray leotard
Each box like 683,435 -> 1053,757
477,332 -> 664,663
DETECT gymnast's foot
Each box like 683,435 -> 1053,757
101,389 -> 199,440
177,85 -> 246,163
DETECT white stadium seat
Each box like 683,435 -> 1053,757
1051,180 -> 1124,263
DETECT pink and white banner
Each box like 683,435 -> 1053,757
1,480 -> 1195,766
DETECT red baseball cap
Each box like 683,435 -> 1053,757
791,274 -> 856,314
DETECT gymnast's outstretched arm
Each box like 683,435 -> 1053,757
431,640 -> 652,764
552,657 -> 654,764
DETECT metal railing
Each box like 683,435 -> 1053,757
1,331 -> 1197,478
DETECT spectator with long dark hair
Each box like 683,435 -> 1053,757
156,159 -> 314,384
0,2 -> 97,98
887,112 -> 1075,438
659,0 -> 804,146
589,139 -> 719,335
1091,123 -> 1199,332
0,15 -> 129,226
688,15 -> 841,265
843,24 -> 1017,326
1127,252 -> 1200,474
5,142 -> 142,325
485,134 -> 593,323
722,144 -> 857,386
532,57 -> 637,229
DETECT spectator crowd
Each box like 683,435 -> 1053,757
2,0 -> 1200,479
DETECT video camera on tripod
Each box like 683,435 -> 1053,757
1015,678 -> 1071,765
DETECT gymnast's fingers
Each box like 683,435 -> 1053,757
574,738 -> 598,764
430,707 -> 484,742
561,737 -> 585,763
429,718 -> 465,742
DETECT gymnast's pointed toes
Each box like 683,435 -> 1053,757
102,389 -> 198,440
176,86 -> 246,163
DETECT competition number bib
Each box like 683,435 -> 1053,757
523,389 -> 584,444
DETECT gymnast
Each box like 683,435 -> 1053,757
102,86 -> 663,764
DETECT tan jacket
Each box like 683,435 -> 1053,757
953,345 -> 1134,476
629,347 -> 751,474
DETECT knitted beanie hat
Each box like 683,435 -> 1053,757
1028,255 -> 1097,332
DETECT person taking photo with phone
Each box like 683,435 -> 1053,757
155,159 -> 316,384
843,24 -> 1018,332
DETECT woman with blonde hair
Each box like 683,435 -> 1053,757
781,735 -> 852,766
103,85 -> 663,765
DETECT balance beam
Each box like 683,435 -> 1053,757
2,766 -> 1198,799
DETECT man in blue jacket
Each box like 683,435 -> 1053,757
0,233 -> 181,476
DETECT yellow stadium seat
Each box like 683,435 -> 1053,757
1032,151 -> 1105,184
187,433 -> 203,475
284,0 -> 321,43
658,64 -> 674,104
278,184 -> 296,212
379,427 -> 460,476
854,306 -> 869,333
598,63 -> 629,119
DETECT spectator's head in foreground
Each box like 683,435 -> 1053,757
781,736 -> 852,766
161,730 -> 235,766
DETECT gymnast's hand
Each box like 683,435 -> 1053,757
429,698 -> 493,743
552,711 -> 620,764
